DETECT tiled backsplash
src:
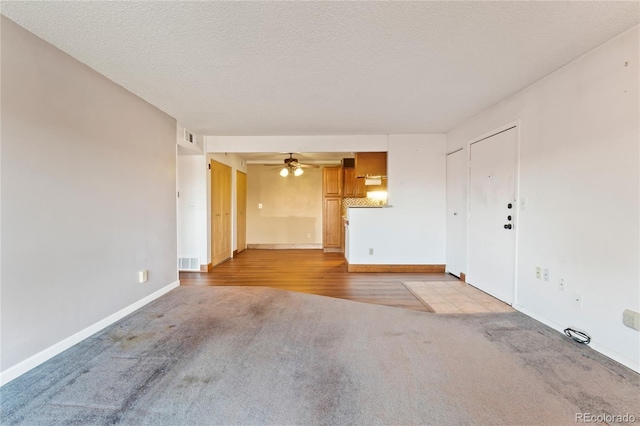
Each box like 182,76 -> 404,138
342,197 -> 381,216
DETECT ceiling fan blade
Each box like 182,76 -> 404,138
298,164 -> 320,168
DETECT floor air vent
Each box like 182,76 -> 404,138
178,257 -> 200,271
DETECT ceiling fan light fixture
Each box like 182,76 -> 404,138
280,168 -> 289,177
294,167 -> 304,176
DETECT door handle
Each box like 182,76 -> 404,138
504,224 -> 512,229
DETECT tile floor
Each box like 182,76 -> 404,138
402,280 -> 516,314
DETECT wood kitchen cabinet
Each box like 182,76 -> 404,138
323,196 -> 342,249
323,167 -> 343,251
323,166 -> 342,196
355,152 -> 387,177
343,168 -> 366,198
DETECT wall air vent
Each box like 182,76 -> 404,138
178,257 -> 199,271
184,129 -> 194,143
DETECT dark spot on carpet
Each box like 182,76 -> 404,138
248,303 -> 267,318
182,375 -> 198,384
106,362 -> 174,424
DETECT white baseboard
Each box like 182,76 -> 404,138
514,304 -> 639,373
0,280 -> 180,387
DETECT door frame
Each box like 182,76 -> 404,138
465,120 -> 522,305
236,170 -> 247,254
446,147 -> 465,278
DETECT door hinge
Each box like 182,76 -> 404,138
208,164 -> 211,169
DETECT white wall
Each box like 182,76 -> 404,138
177,155 -> 208,267
176,123 -> 207,268
446,26 -> 639,371
177,122 -> 204,155
1,18 -> 178,380
207,135 -> 388,153
347,134 -> 446,264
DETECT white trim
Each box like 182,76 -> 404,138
466,120 -> 521,146
0,280 -> 180,387
515,304 -> 640,373
512,121 -> 523,311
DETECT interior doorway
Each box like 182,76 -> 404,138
468,126 -> 518,304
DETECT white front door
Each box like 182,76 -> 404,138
468,127 -> 517,304
446,149 -> 466,277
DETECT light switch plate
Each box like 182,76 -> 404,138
623,309 -> 640,331
558,278 -> 566,292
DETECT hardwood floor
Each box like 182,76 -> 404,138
179,249 -> 459,312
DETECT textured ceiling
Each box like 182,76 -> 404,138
2,1 -> 638,135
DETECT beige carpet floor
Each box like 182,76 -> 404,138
1,286 -> 638,425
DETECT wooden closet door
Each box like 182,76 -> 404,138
211,160 -> 232,266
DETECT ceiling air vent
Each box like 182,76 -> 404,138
184,129 -> 194,143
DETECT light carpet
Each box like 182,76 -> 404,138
1,286 -> 638,425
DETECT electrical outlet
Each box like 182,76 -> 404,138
558,278 -> 566,292
543,269 -> 550,282
622,309 -> 640,331
139,270 -> 148,283
535,267 -> 541,279
573,294 -> 583,308
307,233 -> 311,239
369,248 -> 374,255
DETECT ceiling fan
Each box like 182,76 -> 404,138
272,153 -> 319,177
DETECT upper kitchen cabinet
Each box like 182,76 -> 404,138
355,152 -> 387,177
323,166 -> 343,196
343,168 -> 366,198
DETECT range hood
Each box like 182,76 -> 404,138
364,178 -> 383,186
